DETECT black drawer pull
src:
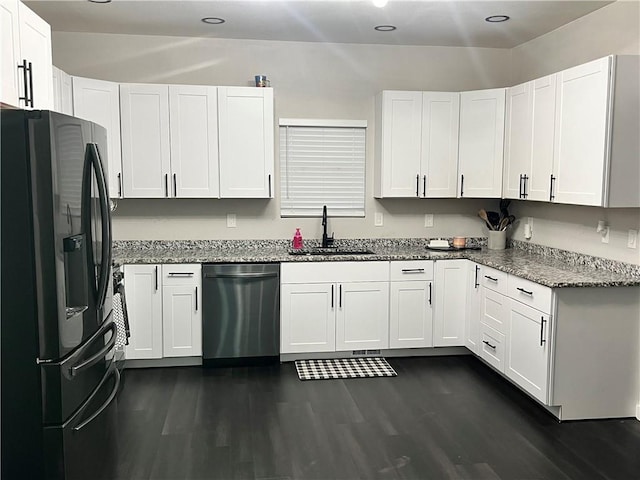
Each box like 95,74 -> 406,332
483,340 -> 496,350
484,275 -> 498,282
517,287 -> 533,296
167,272 -> 194,277
401,268 -> 425,273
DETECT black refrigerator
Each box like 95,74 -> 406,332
1,109 -> 119,480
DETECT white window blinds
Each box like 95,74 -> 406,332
279,121 -> 366,217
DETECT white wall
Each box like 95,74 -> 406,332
51,1 -> 640,264
508,0 -> 640,265
53,32 -> 512,243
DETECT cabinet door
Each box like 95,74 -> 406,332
552,56 -> 611,206
120,83 -> 171,198
503,82 -> 532,200
52,67 -> 73,115
528,74 -> 556,202
18,2 -> 52,110
506,299 -> 551,403
377,91 -> 423,198
480,287 -> 509,334
434,260 -> 468,346
336,282 -> 389,351
73,77 -> 123,198
458,88 -> 506,198
162,284 -> 202,357
169,85 -> 219,198
0,0 -> 20,107
218,86 -> 274,198
281,283 -> 335,353
389,281 -> 433,349
465,263 -> 482,354
421,92 -> 459,198
123,265 -> 163,360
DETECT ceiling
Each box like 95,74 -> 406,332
25,0 -> 614,49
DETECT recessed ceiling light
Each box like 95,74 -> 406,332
374,25 -> 397,32
201,17 -> 226,25
88,0 -> 112,3
485,15 -> 510,23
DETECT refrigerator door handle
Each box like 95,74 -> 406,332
72,367 -> 120,432
69,322 -> 117,377
85,143 -> 112,311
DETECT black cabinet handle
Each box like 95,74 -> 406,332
331,285 -> 334,308
173,173 -> 177,197
268,174 -> 272,197
117,173 -> 122,197
339,284 -> 342,308
474,265 -> 480,288
423,175 -> 426,197
550,175 -> 556,201
484,275 -> 498,282
154,266 -> 158,291
195,286 -> 198,311
416,174 -> 419,197
164,174 -> 168,197
28,61 -> 34,107
523,175 -> 529,198
401,268 -> 425,273
517,287 -> 533,296
428,282 -> 432,305
540,317 -> 546,346
483,340 -> 496,350
18,60 -> 31,107
167,272 -> 194,277
460,174 -> 464,197
519,174 -> 524,198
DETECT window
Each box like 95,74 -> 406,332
279,119 -> 366,217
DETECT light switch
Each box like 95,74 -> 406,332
374,212 -> 383,227
424,214 -> 434,228
628,230 -> 638,249
226,213 -> 237,228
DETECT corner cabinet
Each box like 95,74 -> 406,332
72,76 -> 123,198
458,88 -> 506,198
280,262 -> 389,354
218,87 -> 274,198
433,260 -> 468,346
123,264 -> 201,360
374,90 -> 459,198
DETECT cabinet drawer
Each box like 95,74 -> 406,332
390,261 -> 434,281
281,261 -> 389,284
479,323 -> 506,373
507,275 -> 552,313
480,266 -> 508,295
480,287 -> 509,335
161,264 -> 201,285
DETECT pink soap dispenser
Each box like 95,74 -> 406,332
293,228 -> 303,250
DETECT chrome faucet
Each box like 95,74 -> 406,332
321,205 -> 334,248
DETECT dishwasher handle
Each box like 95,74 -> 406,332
204,272 -> 279,279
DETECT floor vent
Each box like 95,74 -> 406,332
352,349 -> 381,356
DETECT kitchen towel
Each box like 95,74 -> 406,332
295,357 -> 397,380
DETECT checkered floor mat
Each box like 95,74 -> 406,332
295,357 -> 397,380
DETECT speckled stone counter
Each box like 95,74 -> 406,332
113,238 -> 640,289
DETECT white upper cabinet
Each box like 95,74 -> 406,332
458,88 -> 506,198
120,83 -> 171,198
1,0 -> 21,106
552,55 -> 640,207
1,1 -> 52,109
169,85 -> 219,198
73,76 -> 123,198
503,75 -> 557,202
52,66 -> 73,115
374,90 -> 459,198
218,86 -> 274,198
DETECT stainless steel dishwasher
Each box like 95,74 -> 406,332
202,263 -> 280,366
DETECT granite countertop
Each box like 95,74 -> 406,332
113,239 -> 640,289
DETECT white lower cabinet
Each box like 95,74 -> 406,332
124,264 -> 201,360
280,262 -> 389,354
505,299 -> 550,403
389,260 -> 434,349
434,260 -> 468,346
280,283 -> 335,353
465,262 -> 482,353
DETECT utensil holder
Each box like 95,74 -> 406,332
487,230 -> 507,250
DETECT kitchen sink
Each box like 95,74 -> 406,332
289,248 -> 375,256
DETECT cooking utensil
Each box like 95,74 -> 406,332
478,209 -> 493,230
499,199 -> 511,219
487,211 -> 501,229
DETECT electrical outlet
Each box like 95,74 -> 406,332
628,230 -> 638,249
424,214 -> 434,228
601,226 -> 610,244
374,212 -> 383,227
226,213 -> 236,228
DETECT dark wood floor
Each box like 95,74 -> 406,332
114,356 -> 640,480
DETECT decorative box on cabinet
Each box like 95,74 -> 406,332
280,262 -> 389,354
374,90 -> 459,198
